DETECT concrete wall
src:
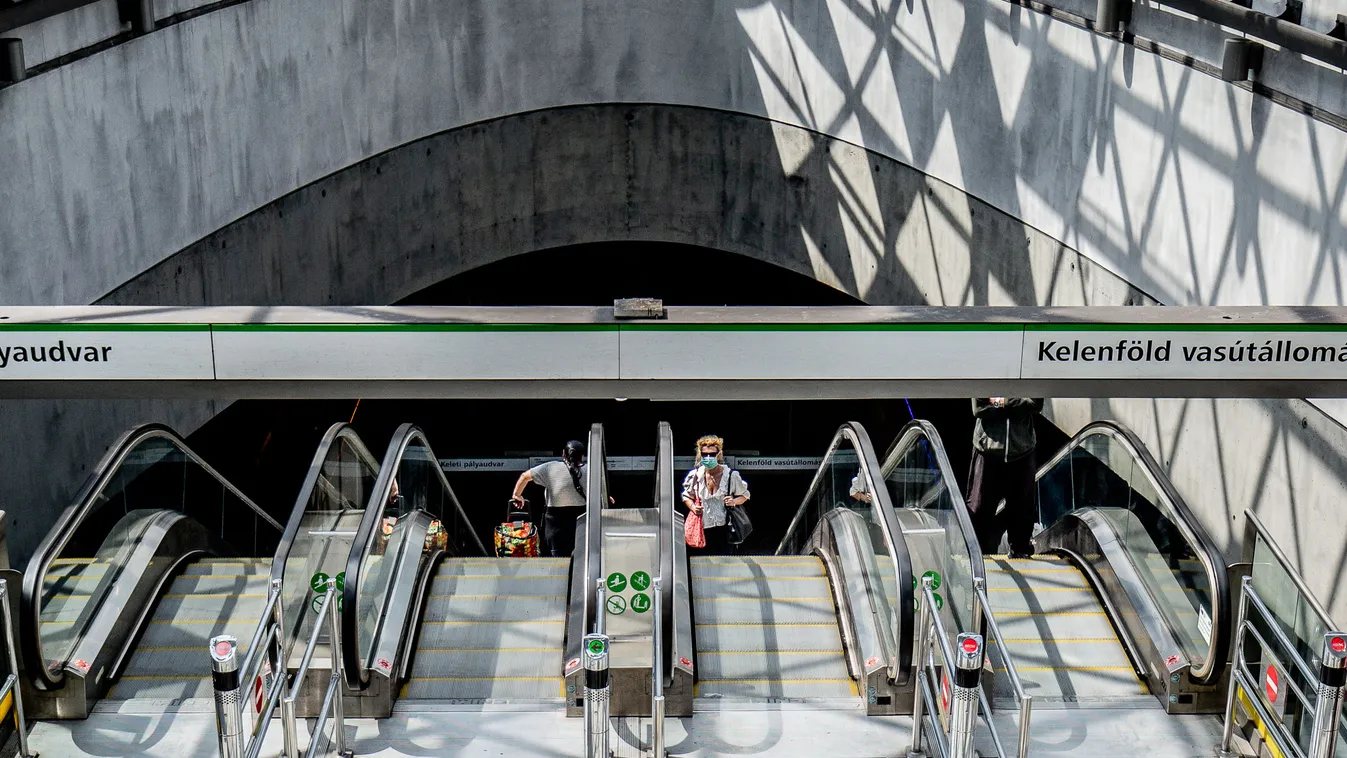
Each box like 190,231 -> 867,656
3,0 -> 1347,619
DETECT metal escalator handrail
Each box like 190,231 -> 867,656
340,423 -> 487,689
776,421 -> 916,681
267,423 -> 381,595
879,419 -> 989,613
582,423 -> 608,638
1242,509 -> 1338,630
21,422 -> 278,690
656,421 -> 674,682
1035,419 -> 1230,685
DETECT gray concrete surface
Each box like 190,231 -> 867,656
2,0 -> 1347,628
27,699 -> 1225,757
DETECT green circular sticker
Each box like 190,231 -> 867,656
606,572 -> 628,593
312,595 -> 343,614
631,593 -> 651,613
606,595 -> 627,615
922,570 -> 942,590
933,592 -> 944,611
310,572 -> 329,593
631,571 -> 651,592
587,638 -> 606,656
335,571 -> 345,592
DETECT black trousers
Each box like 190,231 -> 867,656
544,507 -> 580,558
967,450 -> 1037,555
690,524 -> 732,556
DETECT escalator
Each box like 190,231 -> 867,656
683,422 -> 915,712
340,423 -> 573,712
875,418 -> 1233,753
21,422 -> 378,719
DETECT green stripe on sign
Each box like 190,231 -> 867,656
1027,323 -> 1347,332
0,324 -> 209,332
209,323 -> 618,333
617,323 -> 1024,332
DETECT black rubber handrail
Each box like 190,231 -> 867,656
1035,419 -> 1231,685
20,422 -> 279,690
339,423 -> 486,690
879,419 -> 989,628
777,421 -> 916,682
266,423 -> 380,640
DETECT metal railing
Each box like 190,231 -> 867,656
282,577 -> 350,758
0,579 -> 32,758
1220,576 -> 1346,758
211,578 -> 285,758
909,579 -> 998,758
974,579 -> 1032,758
651,576 -> 665,758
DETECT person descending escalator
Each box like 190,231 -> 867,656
967,397 -> 1043,559
681,435 -> 751,554
510,440 -> 589,557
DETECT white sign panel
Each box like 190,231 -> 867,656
1022,329 -> 1347,379
0,328 -> 214,380
212,326 -> 620,380
618,327 -> 1023,379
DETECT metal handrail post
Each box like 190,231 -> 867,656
0,581 -> 31,758
284,583 -> 336,758
907,577 -> 934,758
1219,576 -> 1253,758
975,580 -> 1032,758
326,577 -> 349,757
652,577 -> 665,758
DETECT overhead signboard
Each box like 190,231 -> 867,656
0,325 -> 213,380
4,309 -> 1347,395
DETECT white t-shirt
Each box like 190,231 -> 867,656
682,466 -> 750,529
527,461 -> 588,508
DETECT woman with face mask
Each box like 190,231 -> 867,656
680,435 -> 750,554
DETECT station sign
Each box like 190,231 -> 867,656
6,315 -> 1347,388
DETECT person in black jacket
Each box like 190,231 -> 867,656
968,397 -> 1044,558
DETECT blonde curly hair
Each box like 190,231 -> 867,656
695,435 -> 725,462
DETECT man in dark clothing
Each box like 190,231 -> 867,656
967,397 -> 1043,558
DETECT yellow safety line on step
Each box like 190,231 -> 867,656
692,576 -> 826,582
435,575 -> 568,580
417,648 -> 563,654
410,676 -> 561,682
694,678 -> 859,697
162,593 -> 267,599
694,622 -> 838,628
149,618 -> 261,624
137,646 -> 252,652
422,620 -> 564,625
985,587 -> 1089,592
695,649 -> 843,655
424,595 -> 565,600
991,611 -> 1108,617
989,638 -> 1121,644
998,665 -> 1133,672
695,597 -> 832,602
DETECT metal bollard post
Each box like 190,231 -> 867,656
948,633 -> 984,758
210,635 -> 245,758
584,633 -> 611,758
1309,632 -> 1347,758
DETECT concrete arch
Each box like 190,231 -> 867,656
101,104 -> 1144,309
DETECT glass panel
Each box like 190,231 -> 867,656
1036,431 -> 1212,669
280,434 -> 378,651
884,430 -> 977,635
356,439 -> 455,665
1246,531 -> 1347,755
784,434 -> 899,652
39,433 -> 264,673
